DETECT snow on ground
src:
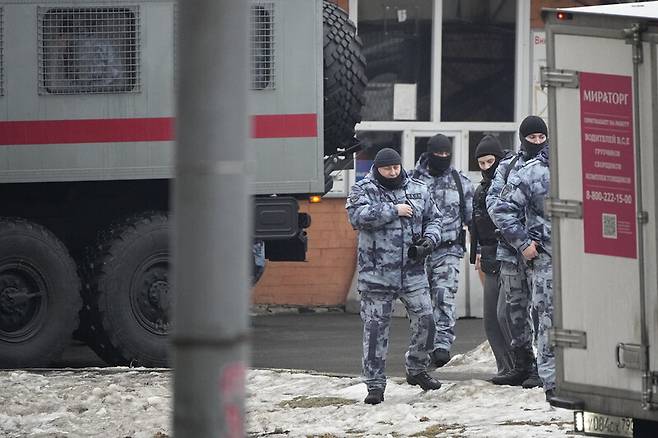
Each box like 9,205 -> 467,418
0,342 -> 573,437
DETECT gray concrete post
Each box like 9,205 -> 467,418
172,1 -> 250,436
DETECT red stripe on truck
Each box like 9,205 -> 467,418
0,113 -> 318,145
252,113 -> 318,138
0,117 -> 175,145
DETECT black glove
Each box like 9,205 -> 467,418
408,238 -> 433,261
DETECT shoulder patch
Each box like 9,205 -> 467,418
348,185 -> 365,203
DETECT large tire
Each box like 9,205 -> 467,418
82,212 -> 170,367
323,1 -> 368,156
0,219 -> 81,368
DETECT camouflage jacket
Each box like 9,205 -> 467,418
486,150 -> 527,264
346,170 -> 442,293
491,147 -> 551,257
411,154 -> 473,260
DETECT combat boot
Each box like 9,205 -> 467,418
490,348 -> 532,386
430,348 -> 451,368
364,388 -> 384,405
406,371 -> 442,390
521,359 -> 542,389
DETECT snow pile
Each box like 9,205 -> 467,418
0,342 -> 573,437
441,339 -> 498,374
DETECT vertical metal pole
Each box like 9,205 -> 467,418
625,23 -> 653,410
172,0 -> 250,436
544,24 -> 565,393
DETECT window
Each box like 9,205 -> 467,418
358,1 -> 433,121
251,2 -> 275,90
38,7 -> 140,95
441,0 -> 516,121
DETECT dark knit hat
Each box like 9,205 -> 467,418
475,135 -> 504,159
519,115 -> 548,140
427,134 -> 452,154
373,148 -> 401,168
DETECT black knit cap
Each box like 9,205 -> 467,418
519,115 -> 548,140
373,148 -> 401,168
475,135 -> 504,159
427,133 -> 452,154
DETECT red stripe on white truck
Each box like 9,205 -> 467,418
251,113 -> 318,138
0,117 -> 174,145
0,113 -> 317,145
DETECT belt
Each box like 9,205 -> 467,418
437,240 -> 461,248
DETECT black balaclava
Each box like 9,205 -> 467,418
373,147 -> 404,190
427,133 -> 452,174
475,135 -> 504,180
519,115 -> 548,159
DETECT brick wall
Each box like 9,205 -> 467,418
252,198 -> 357,307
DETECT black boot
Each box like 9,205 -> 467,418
406,371 -> 442,390
364,388 -> 385,405
490,348 -> 532,386
522,359 -> 542,389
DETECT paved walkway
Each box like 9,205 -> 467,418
57,312 -> 489,380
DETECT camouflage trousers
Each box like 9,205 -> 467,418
531,254 -> 555,391
426,254 -> 460,351
499,260 -> 534,351
360,288 -> 434,390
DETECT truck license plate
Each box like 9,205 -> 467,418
582,411 -> 633,437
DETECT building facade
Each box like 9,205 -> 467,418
252,0 -> 615,314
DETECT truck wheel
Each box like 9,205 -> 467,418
323,1 -> 367,156
84,212 -> 170,367
0,219 -> 81,368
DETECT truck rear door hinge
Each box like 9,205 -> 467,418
550,328 -> 587,349
540,67 -> 579,89
546,198 -> 582,219
616,343 -> 644,370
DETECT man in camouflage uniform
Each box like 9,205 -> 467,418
346,148 -> 443,405
487,116 -> 548,388
411,134 -> 473,367
492,143 -> 554,401
252,240 -> 266,285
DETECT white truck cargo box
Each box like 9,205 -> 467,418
543,2 -> 658,435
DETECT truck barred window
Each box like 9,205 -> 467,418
251,2 -> 275,90
38,7 -> 140,95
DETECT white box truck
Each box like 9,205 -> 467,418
0,0 -> 366,368
542,2 -> 658,436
